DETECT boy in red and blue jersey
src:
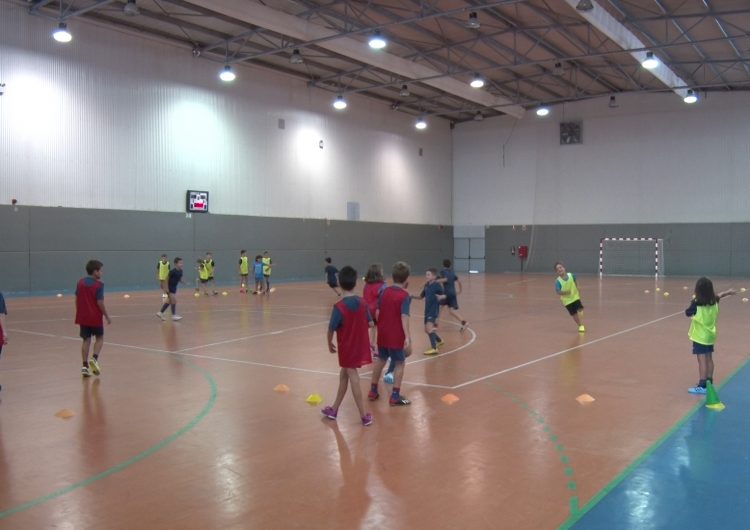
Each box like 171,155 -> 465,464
369,261 -> 412,406
75,260 -> 111,377
321,266 -> 374,426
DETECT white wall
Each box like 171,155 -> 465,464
453,90 -> 750,226
0,2 -> 452,225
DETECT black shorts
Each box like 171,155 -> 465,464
200,279 -> 209,284
444,293 -> 459,309
565,299 -> 584,315
80,325 -> 104,339
692,342 -> 714,355
208,276 -> 214,281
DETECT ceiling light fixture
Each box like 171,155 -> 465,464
552,62 -> 564,76
641,51 -> 659,70
333,95 -> 347,110
576,0 -> 594,11
466,11 -> 480,29
290,48 -> 304,64
219,64 -> 236,82
470,73 -> 485,88
683,89 -> 698,104
399,84 -> 410,97
123,0 -> 140,16
608,95 -> 618,108
415,117 -> 427,130
368,31 -> 387,50
536,106 -> 550,117
52,22 -> 72,43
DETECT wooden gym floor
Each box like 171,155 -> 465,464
0,273 -> 747,529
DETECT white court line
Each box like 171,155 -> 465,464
451,310 -> 683,389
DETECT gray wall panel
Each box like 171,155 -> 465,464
0,252 -> 31,292
0,206 -> 30,252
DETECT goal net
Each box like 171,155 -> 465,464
599,237 -> 663,277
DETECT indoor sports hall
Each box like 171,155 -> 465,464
1,1 -> 749,529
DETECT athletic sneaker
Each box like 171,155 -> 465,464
460,320 -> 468,332
389,395 -> 411,406
688,386 -> 707,395
361,413 -> 373,426
81,366 -> 91,377
383,372 -> 394,384
423,348 -> 439,355
156,312 -> 166,321
321,406 -> 337,420
172,315 -> 183,321
578,325 -> 586,333
89,358 -> 101,376
368,389 -> 379,401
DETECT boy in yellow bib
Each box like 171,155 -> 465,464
157,254 -> 170,299
554,262 -> 585,333
239,250 -> 249,293
685,277 -> 735,394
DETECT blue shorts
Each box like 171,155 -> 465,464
444,293 -> 459,309
378,347 -> 405,363
692,342 -> 714,354
80,326 -> 104,339
255,275 -> 264,282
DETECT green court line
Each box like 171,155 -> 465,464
0,360 -> 218,519
482,381 -> 580,517
558,355 -> 750,530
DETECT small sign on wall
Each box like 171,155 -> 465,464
186,190 -> 209,213
560,121 -> 582,145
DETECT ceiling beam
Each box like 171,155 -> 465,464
564,0 -> 691,99
183,0 -> 525,119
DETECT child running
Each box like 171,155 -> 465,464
438,259 -> 468,332
369,261 -> 412,406
325,257 -> 341,296
554,262 -> 585,333
0,291 -> 7,392
321,266 -> 374,426
239,250 -> 249,293
157,257 -> 184,321
75,260 -> 112,377
157,254 -> 170,300
685,277 -> 736,394
413,268 -> 447,355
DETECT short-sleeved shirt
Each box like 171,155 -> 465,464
203,259 -> 215,278
239,256 -> 249,275
262,257 -> 272,276
157,260 -> 170,281
440,268 -> 459,295
168,268 -> 183,293
363,281 -> 386,318
420,281 -> 444,319
329,296 -> 372,369
0,292 -> 7,343
75,277 -> 104,327
325,265 -> 338,285
253,261 -> 264,278
686,300 -> 720,346
555,273 -> 580,306
377,286 -> 411,349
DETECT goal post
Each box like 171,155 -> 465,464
599,237 -> 663,277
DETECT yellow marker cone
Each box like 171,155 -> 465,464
306,393 -> 323,405
741,287 -> 747,293
222,291 -> 228,296
194,292 -> 200,297
655,287 -> 661,292
705,381 -> 725,411
576,394 -> 596,404
663,292 -> 670,297
55,409 -> 74,419
441,393 -> 460,405
274,384 -> 290,393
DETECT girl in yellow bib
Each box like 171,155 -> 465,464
685,277 -> 735,394
554,262 -> 585,333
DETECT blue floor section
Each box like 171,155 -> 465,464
572,362 -> 750,529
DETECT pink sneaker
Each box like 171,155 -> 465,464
321,406 -> 337,420
361,413 -> 373,426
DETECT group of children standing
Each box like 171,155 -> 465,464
239,250 -> 272,295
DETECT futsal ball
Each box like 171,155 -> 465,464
644,289 -> 650,294
194,292 -> 200,297
123,294 -> 130,299
742,298 -> 749,303
222,291 -> 228,296
741,288 -> 747,293
655,287 -> 661,292
683,286 -> 688,290
663,292 -> 670,297
56,293 -> 63,298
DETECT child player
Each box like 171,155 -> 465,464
75,260 -> 112,377
554,262 -> 585,333
262,251 -> 273,293
685,277 -> 736,394
0,290 -> 7,391
369,261 -> 412,406
325,257 -> 341,296
157,257 -> 184,321
252,255 -> 264,294
239,250 -> 249,293
196,259 -> 210,295
157,254 -> 170,300
321,266 -> 374,426
438,259 -> 468,332
413,268 -> 447,355
203,252 -> 218,296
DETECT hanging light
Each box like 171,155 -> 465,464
415,117 -> 427,130
576,0 -> 594,11
123,0 -> 140,16
219,64 -> 236,82
399,84 -> 410,97
641,51 -> 659,70
290,48 -> 304,64
368,31 -> 387,50
333,95 -> 347,110
536,106 -> 550,117
683,89 -> 698,104
470,73 -> 485,88
608,95 -> 618,108
466,11 -> 480,29
52,22 -> 72,43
